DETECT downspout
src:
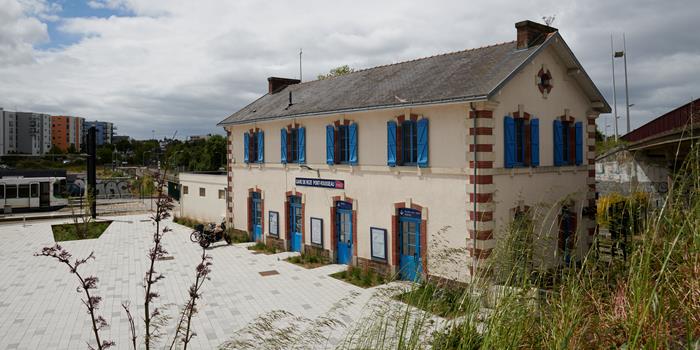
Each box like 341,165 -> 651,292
469,102 -> 478,277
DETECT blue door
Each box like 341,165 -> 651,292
336,201 -> 353,264
398,208 -> 422,281
289,196 -> 302,252
251,192 -> 262,242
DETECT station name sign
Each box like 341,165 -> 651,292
295,177 -> 345,189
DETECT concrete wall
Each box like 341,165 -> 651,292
596,149 -> 670,208
179,173 -> 228,223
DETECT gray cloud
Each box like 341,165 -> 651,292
0,0 -> 697,139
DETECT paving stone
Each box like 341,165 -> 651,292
0,214 -> 373,349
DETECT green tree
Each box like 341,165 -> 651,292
116,139 -> 132,153
96,145 -> 113,164
47,145 -> 65,155
67,144 -> 78,154
317,65 -> 354,80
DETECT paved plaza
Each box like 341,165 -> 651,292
0,214 -> 386,349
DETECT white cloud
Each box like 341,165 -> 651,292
0,0 -> 698,139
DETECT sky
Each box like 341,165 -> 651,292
0,0 -> 698,140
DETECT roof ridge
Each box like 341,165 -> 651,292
297,40 -> 516,86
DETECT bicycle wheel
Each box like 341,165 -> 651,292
190,231 -> 201,243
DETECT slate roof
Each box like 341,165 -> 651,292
218,34 -> 609,126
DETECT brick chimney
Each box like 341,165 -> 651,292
268,77 -> 301,94
515,20 -> 557,50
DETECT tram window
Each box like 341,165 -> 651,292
30,184 -> 39,198
53,181 -> 66,198
0,184 -> 4,199
6,185 -> 16,198
19,184 -> 30,198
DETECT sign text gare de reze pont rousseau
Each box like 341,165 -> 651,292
295,177 -> 345,189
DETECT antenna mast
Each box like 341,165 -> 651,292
299,48 -> 303,82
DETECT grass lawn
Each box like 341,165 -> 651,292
247,242 -> 282,255
52,221 -> 112,241
394,282 -> 473,318
285,252 -> 331,269
330,265 -> 386,288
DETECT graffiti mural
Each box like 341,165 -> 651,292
68,177 -> 133,198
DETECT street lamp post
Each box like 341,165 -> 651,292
623,33 -> 631,134
614,33 -> 631,135
611,35 -> 619,140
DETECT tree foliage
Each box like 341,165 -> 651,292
317,65 -> 355,80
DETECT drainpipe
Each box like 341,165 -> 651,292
469,102 -> 478,277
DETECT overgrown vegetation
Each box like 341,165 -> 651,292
596,137 -> 628,155
394,282 -> 473,319
285,251 -> 331,269
247,241 -> 282,254
172,216 -> 204,228
339,141 -> 700,349
52,221 -> 112,241
331,265 -> 386,288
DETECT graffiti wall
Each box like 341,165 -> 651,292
596,150 -> 669,208
68,176 -> 133,198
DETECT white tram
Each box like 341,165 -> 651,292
0,175 -> 68,212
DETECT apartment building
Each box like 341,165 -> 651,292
15,112 -> 52,155
51,115 -> 85,152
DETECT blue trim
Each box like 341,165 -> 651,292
417,118 -> 429,168
243,132 -> 249,163
575,122 -> 583,165
280,128 -> 287,164
257,131 -> 264,163
326,125 -> 335,165
387,121 -> 397,166
553,120 -> 563,166
298,126 -> 306,164
504,116 -> 515,168
349,123 -> 358,165
530,118 -> 540,167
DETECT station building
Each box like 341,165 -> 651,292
218,20 -> 610,282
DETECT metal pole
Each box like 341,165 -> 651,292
623,33 -> 631,134
611,35 -> 619,140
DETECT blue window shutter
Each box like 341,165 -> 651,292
504,116 -> 515,168
298,127 -> 306,164
243,132 -> 249,163
326,125 -> 335,165
417,118 -> 429,167
280,129 -> 287,164
349,123 -> 358,165
387,121 -> 397,166
553,120 -> 563,166
575,122 -> 583,165
257,131 -> 264,163
530,118 -> 540,167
